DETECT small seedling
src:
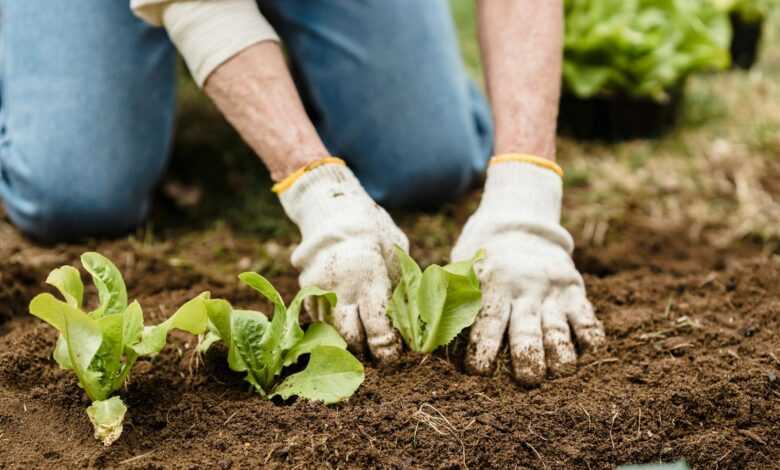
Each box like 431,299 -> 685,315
29,252 -> 209,445
196,272 -> 364,404
387,246 -> 483,353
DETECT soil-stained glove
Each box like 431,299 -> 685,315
277,158 -> 406,363
451,154 -> 605,385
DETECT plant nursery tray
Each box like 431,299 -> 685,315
558,87 -> 683,141
730,13 -> 763,70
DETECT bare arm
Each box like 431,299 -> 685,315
476,0 -> 563,160
203,42 -> 329,181
455,2 -> 604,384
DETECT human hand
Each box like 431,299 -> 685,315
278,159 -> 406,363
451,156 -> 605,385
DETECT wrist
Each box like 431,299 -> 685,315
490,153 -> 563,177
493,131 -> 557,161
271,151 -> 330,182
482,161 -> 564,222
272,157 -> 347,193
478,162 -> 573,253
277,162 -> 366,225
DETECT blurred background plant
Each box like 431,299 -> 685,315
562,0 -> 731,101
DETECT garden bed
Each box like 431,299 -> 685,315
1,225 -> 777,468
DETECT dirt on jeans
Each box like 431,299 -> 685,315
0,222 -> 778,469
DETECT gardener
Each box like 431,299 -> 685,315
1,0 -> 604,385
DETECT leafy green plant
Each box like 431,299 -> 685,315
197,272 -> 364,404
28,252 -> 209,445
387,247 -> 483,353
563,0 -> 731,101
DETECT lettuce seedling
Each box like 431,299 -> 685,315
197,272 -> 364,404
28,252 -> 209,445
387,247 -> 483,353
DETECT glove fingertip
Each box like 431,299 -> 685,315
510,343 -> 546,387
464,342 -> 498,376
345,336 -> 367,357
544,347 -> 577,379
367,329 -> 402,365
373,342 -> 402,366
513,367 -> 545,388
577,324 -> 607,352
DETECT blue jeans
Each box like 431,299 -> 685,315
0,0 -> 493,241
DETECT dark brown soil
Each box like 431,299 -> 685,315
1,223 -> 778,469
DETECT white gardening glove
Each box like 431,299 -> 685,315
278,160 -> 406,363
451,157 -> 605,385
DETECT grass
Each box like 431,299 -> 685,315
158,6 -> 780,275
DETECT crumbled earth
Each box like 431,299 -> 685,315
2,13 -> 779,468
1,222 -> 777,469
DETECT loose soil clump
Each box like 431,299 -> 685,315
1,228 -> 778,469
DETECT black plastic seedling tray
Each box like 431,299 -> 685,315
558,87 -> 683,141
730,13 -> 763,70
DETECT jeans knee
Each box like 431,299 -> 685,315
3,176 -> 150,242
362,132 -> 487,208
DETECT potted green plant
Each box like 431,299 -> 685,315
560,0 -> 731,140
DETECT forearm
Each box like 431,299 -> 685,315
204,42 -> 329,181
132,0 -> 327,181
476,0 -> 563,160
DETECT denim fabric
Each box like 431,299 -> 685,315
0,0 -> 177,241
0,0 -> 492,241
257,0 -> 493,208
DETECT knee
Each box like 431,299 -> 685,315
359,127 -> 488,208
4,180 -> 150,242
0,84 -> 172,242
0,144 -> 155,242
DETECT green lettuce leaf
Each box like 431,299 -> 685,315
53,335 -> 73,369
201,273 -> 361,403
29,293 -> 105,400
231,309 -> 274,393
198,299 -> 253,375
282,322 -> 347,367
389,249 -> 424,350
45,265 -> 83,308
81,252 -> 127,317
29,253 -> 213,446
563,0 -> 731,100
388,247 -> 483,353
272,345 -> 365,405
132,292 -> 210,356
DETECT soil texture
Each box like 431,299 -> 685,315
0,228 -> 778,469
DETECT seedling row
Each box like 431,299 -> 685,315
29,250 -> 483,445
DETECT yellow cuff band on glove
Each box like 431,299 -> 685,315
489,153 -> 563,177
271,157 -> 346,194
